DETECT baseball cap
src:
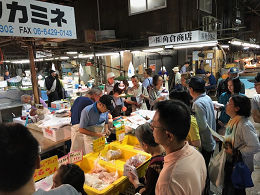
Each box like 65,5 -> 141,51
99,95 -> 115,112
107,72 -> 115,79
50,70 -> 56,74
249,72 -> 260,83
188,76 -> 205,91
229,67 -> 239,74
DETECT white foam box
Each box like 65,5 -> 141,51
42,126 -> 71,142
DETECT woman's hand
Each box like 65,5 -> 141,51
128,171 -> 140,188
122,106 -> 127,112
224,141 -> 233,155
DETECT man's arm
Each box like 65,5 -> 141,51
79,127 -> 104,137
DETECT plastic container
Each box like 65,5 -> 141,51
89,144 -> 151,178
76,155 -> 127,195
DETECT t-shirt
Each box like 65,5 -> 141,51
128,84 -> 148,110
208,74 -> 216,86
33,184 -> 80,195
251,94 -> 260,111
79,102 -> 108,130
142,77 -> 153,89
71,97 -> 94,125
186,115 -> 200,142
155,142 -> 207,195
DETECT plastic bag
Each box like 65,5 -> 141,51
107,149 -> 121,160
209,149 -> 226,188
126,154 -> 146,168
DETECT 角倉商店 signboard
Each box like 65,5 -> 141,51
0,0 -> 77,39
149,30 -> 217,47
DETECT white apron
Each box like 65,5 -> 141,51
70,122 -> 105,155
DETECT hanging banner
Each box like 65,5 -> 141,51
0,0 -> 77,39
149,30 -> 217,47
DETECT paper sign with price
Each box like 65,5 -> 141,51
34,155 -> 58,181
58,155 -> 69,166
93,136 -> 105,152
69,150 -> 83,164
116,125 -> 125,141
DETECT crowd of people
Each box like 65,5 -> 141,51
0,65 -> 260,195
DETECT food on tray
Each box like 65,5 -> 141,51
107,149 -> 121,160
85,162 -> 118,191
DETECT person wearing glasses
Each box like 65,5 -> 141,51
70,95 -> 115,155
152,100 -> 206,195
249,72 -> 260,123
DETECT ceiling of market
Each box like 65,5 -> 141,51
0,0 -> 260,61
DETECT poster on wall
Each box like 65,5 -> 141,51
0,0 -> 77,39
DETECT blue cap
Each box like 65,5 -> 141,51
229,67 -> 239,74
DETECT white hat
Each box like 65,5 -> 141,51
172,67 -> 179,72
107,72 -> 115,79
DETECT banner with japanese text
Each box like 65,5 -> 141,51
0,0 -> 77,39
149,30 -> 217,47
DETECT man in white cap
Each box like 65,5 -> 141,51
170,67 -> 181,90
105,72 -> 115,95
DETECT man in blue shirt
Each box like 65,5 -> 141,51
71,95 -> 115,154
205,71 -> 216,91
180,61 -> 190,74
188,77 -> 216,194
70,87 -> 102,125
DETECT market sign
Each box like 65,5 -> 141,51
0,0 -> 77,39
149,30 -> 217,47
34,155 -> 58,182
93,136 -> 106,153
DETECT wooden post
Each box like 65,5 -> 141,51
28,44 -> 39,104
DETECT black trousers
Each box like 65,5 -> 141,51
201,148 -> 214,195
47,91 -> 59,107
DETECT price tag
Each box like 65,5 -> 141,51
58,155 -> 69,166
93,136 -> 105,152
34,155 -> 58,182
69,150 -> 83,164
116,125 -> 125,141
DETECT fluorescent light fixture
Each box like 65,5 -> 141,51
142,48 -> 164,52
35,58 -> 43,62
173,41 -> 218,49
95,52 -> 119,57
165,45 -> 173,49
45,58 -> 54,61
54,57 -> 59,60
131,50 -> 141,54
11,59 -> 30,64
73,56 -> 79,59
231,40 -> 242,46
59,56 -> 69,60
243,47 -> 249,50
3,60 -> 11,63
242,43 -> 251,47
66,51 -> 78,55
78,54 -> 94,59
220,45 -> 229,48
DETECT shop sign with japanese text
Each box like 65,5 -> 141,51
0,0 -> 77,39
149,30 -> 217,47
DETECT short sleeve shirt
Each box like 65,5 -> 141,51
251,94 -> 260,111
79,102 -> 108,130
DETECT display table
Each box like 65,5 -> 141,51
28,128 -> 71,155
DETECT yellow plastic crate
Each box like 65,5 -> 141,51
89,143 -> 151,178
76,154 -> 127,195
112,134 -> 142,150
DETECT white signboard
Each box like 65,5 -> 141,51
149,30 -> 217,47
0,0 -> 77,39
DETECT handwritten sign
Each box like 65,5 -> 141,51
69,150 -> 83,164
93,136 -> 105,152
58,154 -> 69,166
116,125 -> 125,142
34,155 -> 58,181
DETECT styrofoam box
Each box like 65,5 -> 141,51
42,126 -> 71,142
